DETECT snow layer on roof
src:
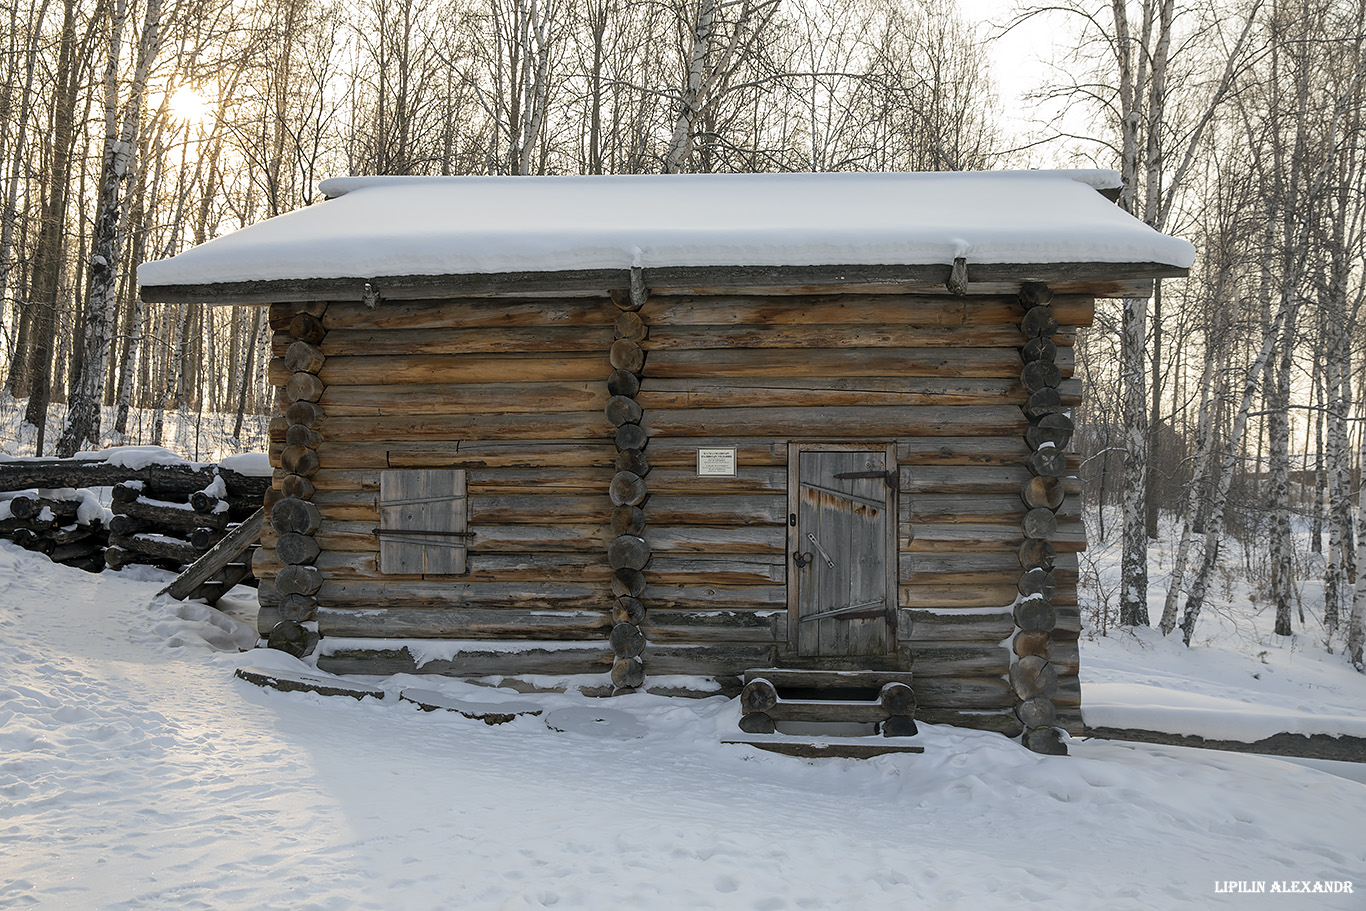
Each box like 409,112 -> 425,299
136,170 -> 1195,288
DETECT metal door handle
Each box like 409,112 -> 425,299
793,551 -> 813,568
806,532 -> 836,568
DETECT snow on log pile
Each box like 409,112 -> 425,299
0,448 -> 272,573
0,488 -> 109,572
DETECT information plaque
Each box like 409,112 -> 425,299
696,447 -> 737,477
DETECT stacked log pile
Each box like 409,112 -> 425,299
105,466 -> 268,571
607,279 -> 651,693
0,456 -> 269,575
1010,282 -> 1076,755
258,301 -> 329,658
1,490 -> 108,571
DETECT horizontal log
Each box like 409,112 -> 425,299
321,326 -> 615,356
645,324 -> 1040,351
903,523 -> 1087,553
894,435 -> 1079,468
642,405 -> 1029,438
282,519 -> 611,556
1048,640 -> 1081,676
319,381 -> 608,416
317,606 -> 611,639
910,644 -> 1010,676
643,609 -> 782,644
905,494 -> 1082,525
644,467 -> 784,493
317,580 -> 610,610
912,675 -> 1014,710
317,412 -> 612,443
647,555 -> 784,585
109,532 -> 199,565
902,467 -> 1083,495
902,551 -> 1079,577
645,525 -> 786,554
642,643 -> 777,676
5,494 -> 81,522
307,490 -> 607,524
0,515 -> 57,534
903,609 -> 1015,643
643,584 -> 786,610
116,497 -> 231,531
321,296 -> 616,331
319,353 -> 607,386
901,562 -> 1079,589
316,641 -> 613,677
637,377 -> 1079,412
259,549 -> 614,584
899,584 -> 1019,609
1053,674 -> 1082,711
627,438 -> 790,467
0,460 -> 269,499
644,293 -> 1094,328
645,495 -> 785,526
646,347 -> 1072,380
313,441 -> 616,470
916,708 -> 1023,737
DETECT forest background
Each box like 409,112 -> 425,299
0,0 -> 1362,660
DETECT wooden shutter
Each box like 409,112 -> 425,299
379,469 -> 468,575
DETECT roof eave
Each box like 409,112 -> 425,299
138,261 -> 1189,306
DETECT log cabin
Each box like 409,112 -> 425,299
138,170 -> 1194,753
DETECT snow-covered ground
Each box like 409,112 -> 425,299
2,541 -> 1363,910
1079,524 -> 1366,744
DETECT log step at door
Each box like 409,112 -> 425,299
739,667 -> 918,738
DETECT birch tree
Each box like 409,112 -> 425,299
57,0 -> 164,457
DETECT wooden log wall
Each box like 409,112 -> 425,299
265,286 -> 1093,727
607,284 -> 650,692
257,301 -> 330,659
634,289 -> 1092,730
263,295 -> 622,679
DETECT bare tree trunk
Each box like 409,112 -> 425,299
1161,333 -> 1222,635
1348,414 -> 1366,670
22,0 -> 85,455
1181,292 -> 1298,645
0,0 -> 54,399
231,307 -> 265,440
58,0 -> 163,457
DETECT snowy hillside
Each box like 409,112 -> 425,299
1,541 -> 1362,910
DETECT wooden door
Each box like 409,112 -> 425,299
789,444 -> 897,658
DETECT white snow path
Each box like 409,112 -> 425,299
1,542 -> 1363,910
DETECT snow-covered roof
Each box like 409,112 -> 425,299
136,170 -> 1194,294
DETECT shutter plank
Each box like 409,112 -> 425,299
380,469 -> 467,575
